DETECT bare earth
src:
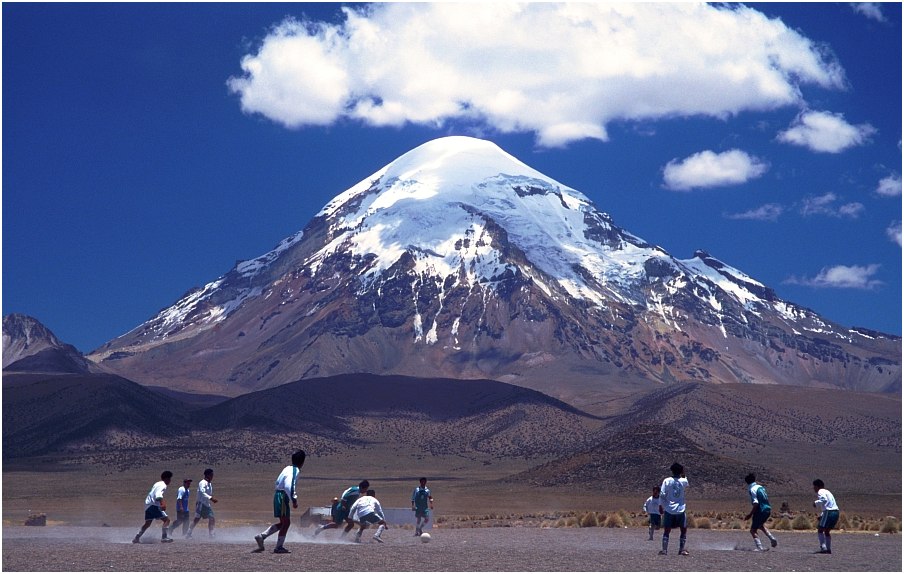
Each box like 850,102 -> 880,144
2,525 -> 899,572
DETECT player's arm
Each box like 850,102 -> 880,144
429,495 -> 434,510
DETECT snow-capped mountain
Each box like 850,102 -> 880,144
88,137 -> 901,399
3,313 -> 97,373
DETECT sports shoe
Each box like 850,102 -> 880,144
679,549 -> 689,556
658,550 -> 667,555
185,532 -> 193,539
161,537 -> 174,544
273,546 -> 290,554
254,534 -> 265,551
132,536 -> 141,544
373,535 -> 384,543
770,537 -> 778,548
648,536 -> 654,541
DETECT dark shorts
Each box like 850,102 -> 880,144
144,506 -> 168,521
819,509 -> 840,530
649,513 -> 661,527
358,512 -> 382,525
751,508 -> 771,529
274,491 -> 291,518
331,501 -> 349,524
662,511 -> 687,529
415,508 -> 430,519
195,501 -> 214,519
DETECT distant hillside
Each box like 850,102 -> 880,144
3,314 -> 97,373
2,373 -> 191,459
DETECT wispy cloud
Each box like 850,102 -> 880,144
777,110 -> 876,153
725,203 -> 785,221
785,264 -> 883,289
850,2 -> 886,22
799,192 -> 864,218
887,221 -> 902,246
227,4 -> 845,147
662,149 -> 769,191
876,173 -> 902,197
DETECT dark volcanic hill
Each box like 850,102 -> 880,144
2,373 -> 603,463
85,137 -> 900,404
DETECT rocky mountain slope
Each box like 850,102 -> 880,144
2,314 -> 97,373
85,137 -> 899,403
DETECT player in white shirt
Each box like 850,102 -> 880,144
658,462 -> 689,556
133,470 -> 174,544
812,479 -> 840,554
349,489 -> 388,543
255,450 -> 306,554
642,488 -> 662,541
187,468 -> 218,538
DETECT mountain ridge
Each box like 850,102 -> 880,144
79,136 -> 899,402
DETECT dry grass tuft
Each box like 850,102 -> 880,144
773,517 -> 792,530
695,517 -> 712,529
880,517 -> 900,534
792,515 -> 812,530
604,513 -> 624,528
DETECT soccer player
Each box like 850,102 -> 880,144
642,487 -> 661,541
167,478 -> 192,537
813,479 -> 840,554
348,489 -> 388,543
313,480 -> 369,538
744,473 -> 778,551
658,462 -> 689,556
255,450 -> 306,554
411,477 -> 434,536
133,470 -> 174,544
187,468 -> 218,538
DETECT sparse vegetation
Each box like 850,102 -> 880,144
604,513 -> 624,528
773,518 -> 792,530
696,517 -> 712,529
880,517 -> 900,534
792,515 -> 812,530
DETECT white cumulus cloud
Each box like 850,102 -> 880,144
785,264 -> 883,289
887,221 -> 902,246
227,3 -> 845,147
662,149 -> 769,191
876,173 -> 902,197
777,110 -> 876,153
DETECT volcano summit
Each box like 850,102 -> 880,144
89,137 -> 900,404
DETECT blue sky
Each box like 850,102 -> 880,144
3,2 -> 901,353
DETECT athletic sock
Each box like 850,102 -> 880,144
662,533 -> 669,552
375,525 -> 385,537
679,536 -> 686,551
825,534 -> 831,552
276,535 -> 286,548
755,538 -> 763,550
818,532 -> 826,549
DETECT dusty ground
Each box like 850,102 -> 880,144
2,525 -> 900,572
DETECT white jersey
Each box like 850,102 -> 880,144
814,488 -> 839,513
275,465 -> 299,500
349,495 -> 384,521
197,479 -> 214,507
144,480 -> 167,510
643,496 -> 661,515
660,476 -> 688,514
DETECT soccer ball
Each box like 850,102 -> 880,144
420,532 -> 431,543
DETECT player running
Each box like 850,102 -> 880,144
348,489 -> 388,543
744,473 -> 778,551
313,480 -> 370,538
411,477 -> 434,536
254,450 -> 306,554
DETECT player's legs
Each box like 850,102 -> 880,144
134,519 -> 153,542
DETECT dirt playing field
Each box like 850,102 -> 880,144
2,525 -> 900,572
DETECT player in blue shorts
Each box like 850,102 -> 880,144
254,450 -> 306,554
658,462 -> 689,556
133,471 -> 174,544
313,480 -> 369,538
813,479 -> 840,554
744,473 -> 778,551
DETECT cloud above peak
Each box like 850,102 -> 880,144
663,149 -> 769,191
777,110 -> 876,153
227,3 -> 845,146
